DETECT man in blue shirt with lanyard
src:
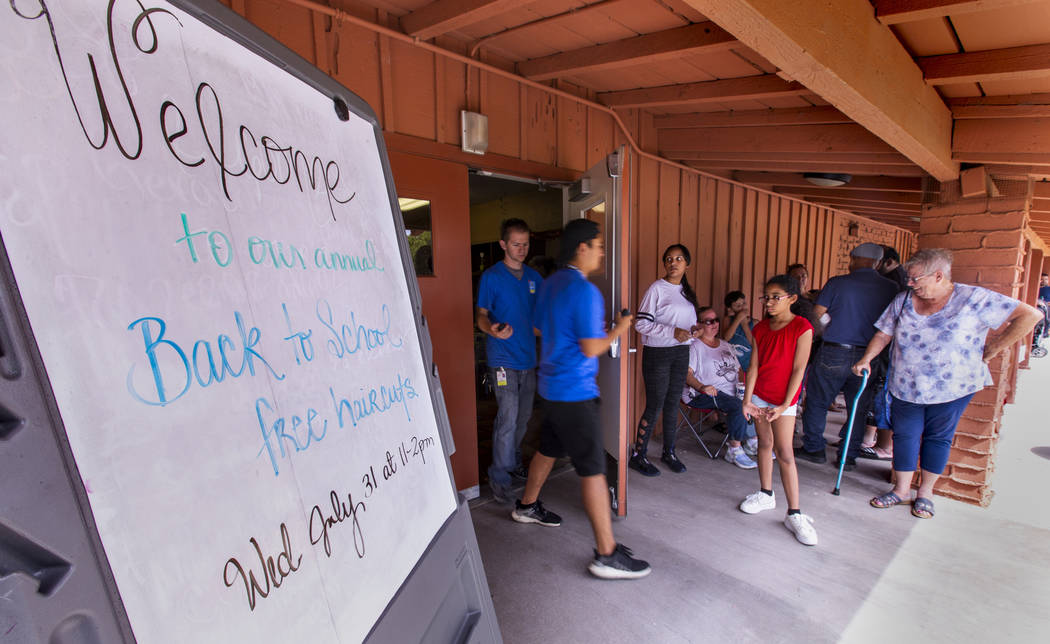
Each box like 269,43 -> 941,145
477,219 -> 544,504
511,218 -> 650,580
796,242 -> 899,469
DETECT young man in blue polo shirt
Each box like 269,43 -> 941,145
511,218 -> 651,580
476,218 -> 544,504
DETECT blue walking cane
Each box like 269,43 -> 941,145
832,367 -> 870,496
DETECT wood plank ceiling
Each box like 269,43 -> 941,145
336,0 -> 1050,238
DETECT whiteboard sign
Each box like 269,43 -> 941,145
0,0 -> 457,641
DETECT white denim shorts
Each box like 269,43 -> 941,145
751,393 -> 798,417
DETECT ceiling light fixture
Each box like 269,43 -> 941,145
803,172 -> 852,187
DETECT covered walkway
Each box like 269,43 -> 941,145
472,359 -> 1050,643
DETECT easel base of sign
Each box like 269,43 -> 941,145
366,496 -> 502,644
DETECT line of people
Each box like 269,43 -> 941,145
476,218 -> 1040,579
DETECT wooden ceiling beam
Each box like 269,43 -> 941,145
780,191 -> 922,208
953,117 -> 1050,165
986,164 -> 1050,179
598,74 -> 806,109
950,93 -> 1050,119
781,198 -> 923,215
919,43 -> 1050,85
732,171 -> 926,192
471,0 -> 642,51
658,123 -> 898,155
827,205 -> 922,220
771,187 -> 923,204
400,0 -> 519,40
653,106 -> 851,128
955,153 -> 1050,165
828,214 -> 920,228
666,151 -> 913,164
846,215 -> 920,225
683,0 -> 957,181
689,160 -> 927,176
517,21 -> 735,81
874,0 -> 1042,25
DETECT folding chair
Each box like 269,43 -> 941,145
677,400 -> 730,459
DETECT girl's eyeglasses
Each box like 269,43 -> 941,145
759,294 -> 791,302
698,319 -> 719,325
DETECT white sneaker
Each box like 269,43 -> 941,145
724,446 -> 757,469
743,437 -> 758,457
784,513 -> 818,546
739,490 -> 776,514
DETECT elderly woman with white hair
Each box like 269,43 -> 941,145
852,248 -> 1041,519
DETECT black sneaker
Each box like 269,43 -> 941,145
588,543 -> 652,580
628,453 -> 661,477
793,446 -> 827,464
660,451 -> 686,473
511,500 -> 562,527
509,464 -> 530,481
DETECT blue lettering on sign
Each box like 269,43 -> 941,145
316,300 -> 403,359
254,373 -> 417,476
256,397 -> 329,477
313,239 -> 384,273
330,373 -> 418,429
126,312 -> 285,406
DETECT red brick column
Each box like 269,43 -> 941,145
917,197 -> 1029,506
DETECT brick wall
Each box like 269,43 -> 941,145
919,199 -> 1028,296
832,216 -> 910,277
916,196 -> 1029,506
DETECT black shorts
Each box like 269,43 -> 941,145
538,397 -> 606,477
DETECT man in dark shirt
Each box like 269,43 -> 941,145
796,243 -> 899,468
878,246 -> 908,292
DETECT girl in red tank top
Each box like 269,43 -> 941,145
739,275 -> 818,546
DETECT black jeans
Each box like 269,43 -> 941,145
636,344 -> 690,456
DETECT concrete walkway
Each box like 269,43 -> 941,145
471,359 -> 1050,643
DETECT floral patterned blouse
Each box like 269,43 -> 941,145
875,284 -> 1017,405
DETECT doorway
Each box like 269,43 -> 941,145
469,172 -> 564,496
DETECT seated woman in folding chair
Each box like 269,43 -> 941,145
682,306 -> 757,469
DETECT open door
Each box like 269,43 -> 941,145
563,147 -> 632,516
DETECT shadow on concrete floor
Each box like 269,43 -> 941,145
471,363 -> 1050,643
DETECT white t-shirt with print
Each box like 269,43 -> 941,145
682,338 -> 741,403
